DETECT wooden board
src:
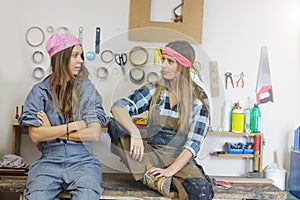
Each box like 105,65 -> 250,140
128,0 -> 204,44
0,167 -> 28,175
212,176 -> 273,184
213,183 -> 287,200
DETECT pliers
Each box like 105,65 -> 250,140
236,72 -> 245,88
225,72 -> 234,89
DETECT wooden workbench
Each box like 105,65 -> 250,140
0,173 -> 287,200
212,176 -> 287,200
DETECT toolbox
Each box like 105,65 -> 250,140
227,142 -> 244,154
227,142 -> 254,154
243,142 -> 254,154
290,149 -> 300,198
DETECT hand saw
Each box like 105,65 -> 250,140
256,46 -> 274,105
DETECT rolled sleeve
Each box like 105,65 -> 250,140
112,84 -> 155,117
183,100 -> 209,157
81,82 -> 107,127
18,85 -> 44,128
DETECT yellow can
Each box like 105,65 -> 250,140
232,108 -> 244,133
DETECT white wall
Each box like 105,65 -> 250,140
199,0 -> 300,177
0,0 -> 299,177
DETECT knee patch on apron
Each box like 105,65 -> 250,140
173,162 -> 214,200
182,177 -> 214,200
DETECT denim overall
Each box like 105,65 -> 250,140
18,76 -> 106,200
24,140 -> 103,200
109,107 -> 214,200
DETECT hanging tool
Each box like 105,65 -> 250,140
78,27 -> 83,43
154,48 -> 162,65
236,72 -> 245,88
115,53 -> 127,79
192,61 -> 203,81
172,1 -> 183,23
224,72 -> 234,89
209,61 -> 219,97
256,46 -> 274,105
95,27 -> 101,54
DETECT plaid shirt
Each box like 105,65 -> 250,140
112,84 -> 210,157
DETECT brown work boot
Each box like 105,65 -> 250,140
143,172 -> 172,196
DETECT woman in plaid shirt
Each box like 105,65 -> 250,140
108,40 -> 214,200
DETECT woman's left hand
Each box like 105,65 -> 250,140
37,110 -> 51,126
147,167 -> 174,178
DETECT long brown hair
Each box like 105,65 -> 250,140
49,46 -> 89,121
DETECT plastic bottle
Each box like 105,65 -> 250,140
250,103 -> 261,133
229,102 -> 238,132
231,102 -> 244,133
222,101 -> 232,131
244,97 -> 252,133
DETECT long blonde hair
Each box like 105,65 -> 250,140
49,46 -> 89,121
149,64 -> 209,134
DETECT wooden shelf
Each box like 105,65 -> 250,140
208,131 -> 263,137
212,152 -> 254,158
208,131 -> 264,173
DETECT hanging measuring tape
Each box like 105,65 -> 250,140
86,51 -> 96,61
147,71 -> 160,84
25,26 -> 45,47
101,50 -> 115,63
129,66 -> 145,84
46,26 -> 55,33
129,46 -> 148,66
56,26 -> 70,34
33,66 -> 45,79
96,67 -> 108,79
32,51 -> 44,64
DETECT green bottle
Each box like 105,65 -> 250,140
250,103 -> 261,133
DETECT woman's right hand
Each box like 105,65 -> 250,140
130,133 -> 144,162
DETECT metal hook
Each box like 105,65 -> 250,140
173,1 -> 184,23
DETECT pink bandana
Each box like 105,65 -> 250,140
46,34 -> 81,57
162,47 -> 192,68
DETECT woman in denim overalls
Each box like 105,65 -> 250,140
19,34 -> 107,200
109,40 -> 214,200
